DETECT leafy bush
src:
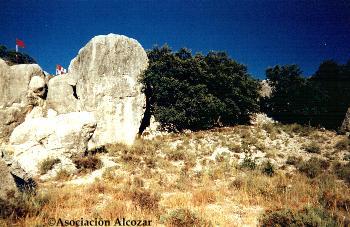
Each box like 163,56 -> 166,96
298,157 -> 329,178
334,138 -> 350,150
303,142 -> 321,154
39,158 -> 61,174
333,162 -> 350,184
141,46 -> 260,131
240,155 -> 257,170
260,207 -> 338,227
286,155 -> 302,166
0,192 -> 50,220
261,160 -> 275,176
162,208 -> 211,227
73,155 -> 102,172
129,189 -> 159,211
0,45 -> 36,65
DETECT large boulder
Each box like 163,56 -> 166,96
0,59 -> 46,142
0,59 -> 45,107
9,112 -> 96,175
340,107 -> 350,134
49,34 -> 148,146
259,80 -> 272,98
46,73 -> 79,114
0,158 -> 20,203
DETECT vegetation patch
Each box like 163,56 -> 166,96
161,208 -> 211,227
298,157 -> 329,178
303,142 -> 321,154
73,155 -> 102,172
39,158 -> 61,175
260,207 -> 338,227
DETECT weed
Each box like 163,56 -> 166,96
334,138 -> 350,151
73,155 -> 102,172
167,149 -> 186,161
39,158 -> 61,174
261,160 -> 275,176
0,192 -> 50,220
333,162 -> 350,184
298,157 -> 329,178
303,142 -> 321,154
162,208 -> 211,227
55,169 -> 71,181
129,189 -> 159,211
260,206 -> 338,227
191,189 -> 216,206
286,155 -> 302,166
240,155 -> 257,170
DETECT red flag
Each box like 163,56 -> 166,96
56,64 -> 67,75
16,38 -> 25,48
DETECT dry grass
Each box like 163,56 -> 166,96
3,122 -> 350,226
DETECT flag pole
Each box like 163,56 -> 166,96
16,44 -> 18,53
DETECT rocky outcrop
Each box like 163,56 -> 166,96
46,73 -> 79,114
340,107 -> 350,135
0,59 -> 45,107
9,112 -> 96,175
66,34 -> 148,146
0,59 -> 46,142
259,80 -> 272,98
0,34 -> 148,177
0,158 -> 20,202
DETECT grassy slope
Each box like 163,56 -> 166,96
2,120 -> 350,226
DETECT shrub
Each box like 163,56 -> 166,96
303,142 -> 321,154
162,208 -> 211,227
298,157 -> 329,178
320,190 -> 350,212
0,192 -> 50,220
73,155 -> 102,172
192,189 -> 216,206
334,138 -> 350,150
229,177 -> 244,190
167,149 -> 186,161
39,158 -> 61,174
261,160 -> 275,176
129,189 -> 159,211
286,155 -> 302,166
240,155 -> 257,170
55,169 -> 71,181
333,162 -> 350,184
260,207 -> 338,227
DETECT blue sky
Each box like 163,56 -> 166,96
1,0 -> 349,78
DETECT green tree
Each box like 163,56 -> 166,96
261,65 -> 327,125
311,60 -> 350,129
141,45 -> 260,131
0,44 -> 36,65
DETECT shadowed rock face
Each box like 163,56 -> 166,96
340,107 -> 350,134
0,158 -> 19,202
68,34 -> 148,147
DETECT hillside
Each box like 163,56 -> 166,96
0,34 -> 349,227
2,114 -> 349,226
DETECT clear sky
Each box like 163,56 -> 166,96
1,0 -> 349,78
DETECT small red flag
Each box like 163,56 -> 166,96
16,38 -> 25,48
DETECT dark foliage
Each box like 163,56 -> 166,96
262,60 -> 350,130
260,207 -> 338,227
261,65 -> 327,127
141,45 -> 260,131
0,45 -> 36,65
